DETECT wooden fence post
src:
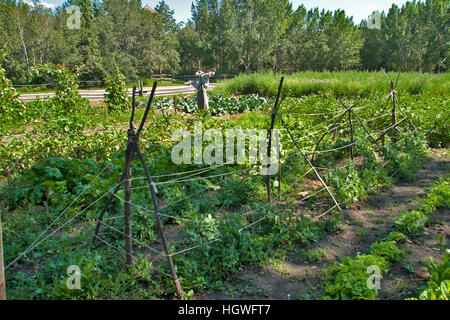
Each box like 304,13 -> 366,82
0,215 -> 6,300
348,106 -> 354,160
173,95 -> 177,114
6,169 -> 12,188
277,140 -> 281,198
123,134 -> 134,265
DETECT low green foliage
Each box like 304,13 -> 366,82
325,163 -> 368,208
369,241 -> 407,263
395,177 -> 449,237
219,175 -> 260,208
386,231 -> 406,242
395,210 -> 431,237
301,247 -> 328,263
409,252 -> 450,300
322,254 -> 388,300
155,94 -> 269,116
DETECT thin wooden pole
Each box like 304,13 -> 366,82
266,77 -> 284,202
123,135 -> 134,265
277,140 -> 281,198
6,169 -> 11,188
173,95 -> 177,114
0,215 -> 6,300
135,144 -> 183,299
93,170 -> 126,240
133,82 -> 182,298
391,80 -> 397,141
348,107 -> 354,160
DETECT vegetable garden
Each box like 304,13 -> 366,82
0,61 -> 448,300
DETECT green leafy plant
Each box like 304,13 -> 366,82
395,210 -> 431,237
104,71 -> 129,112
409,252 -> 450,300
322,254 -> 388,300
369,240 -> 407,263
0,51 -> 26,124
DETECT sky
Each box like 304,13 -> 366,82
30,0 -> 411,25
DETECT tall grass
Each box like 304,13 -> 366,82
215,71 -> 450,98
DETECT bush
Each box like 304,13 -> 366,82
32,63 -> 89,113
219,175 -> 259,208
104,71 -> 129,112
0,51 -> 26,124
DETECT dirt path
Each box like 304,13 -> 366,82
198,151 -> 449,300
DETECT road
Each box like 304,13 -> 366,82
19,84 -> 218,102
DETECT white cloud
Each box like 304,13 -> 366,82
24,0 -> 56,9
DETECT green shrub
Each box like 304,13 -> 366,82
32,63 -> 89,113
104,71 -> 130,112
219,175 -> 259,208
0,51 -> 26,124
420,177 -> 450,212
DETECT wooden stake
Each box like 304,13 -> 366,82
173,95 -> 177,114
6,169 -> 11,188
391,80 -> 397,141
92,170 -> 126,240
266,77 -> 284,202
135,144 -> 183,299
348,106 -> 354,160
123,135 -> 134,265
277,140 -> 281,198
0,215 -> 6,300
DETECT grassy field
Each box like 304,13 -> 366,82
215,71 -> 450,98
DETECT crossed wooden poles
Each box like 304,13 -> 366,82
310,70 -> 417,163
265,77 -> 343,214
92,82 -> 183,299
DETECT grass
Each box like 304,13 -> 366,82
215,71 -> 450,98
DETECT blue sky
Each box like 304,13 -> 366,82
34,0 -> 410,24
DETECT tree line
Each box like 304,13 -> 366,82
0,0 -> 448,85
